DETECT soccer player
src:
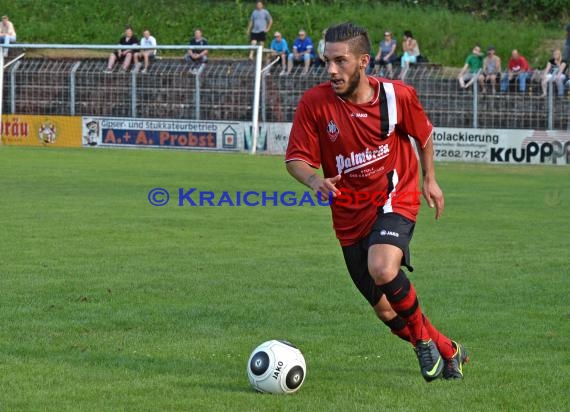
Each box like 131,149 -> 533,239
285,22 -> 468,381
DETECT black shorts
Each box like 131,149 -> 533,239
114,50 -> 133,61
341,213 -> 415,307
250,32 -> 267,42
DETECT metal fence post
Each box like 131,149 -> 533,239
69,61 -> 81,116
472,74 -> 478,128
131,70 -> 137,118
547,80 -> 553,130
9,60 -> 22,114
195,71 -> 200,120
261,69 -> 267,123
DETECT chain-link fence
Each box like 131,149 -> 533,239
3,54 -> 570,130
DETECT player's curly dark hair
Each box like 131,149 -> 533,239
324,22 -> 371,56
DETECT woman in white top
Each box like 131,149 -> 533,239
540,49 -> 567,97
134,29 -> 157,73
0,15 -> 16,58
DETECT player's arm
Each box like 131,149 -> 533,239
285,160 -> 340,201
416,136 -> 444,219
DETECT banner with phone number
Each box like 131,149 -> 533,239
432,128 -> 569,165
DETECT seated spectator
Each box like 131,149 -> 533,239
185,29 -> 208,67
374,31 -> 398,78
270,31 -> 289,76
480,45 -> 501,94
134,29 -> 157,74
0,15 -> 17,58
314,29 -> 326,69
104,26 -> 139,73
399,30 -> 420,80
500,49 -> 531,93
540,49 -> 568,98
286,29 -> 314,75
458,45 -> 483,89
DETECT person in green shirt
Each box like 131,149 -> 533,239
458,45 -> 483,89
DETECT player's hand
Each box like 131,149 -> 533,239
422,177 -> 444,219
309,174 -> 341,202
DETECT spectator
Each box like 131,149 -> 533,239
185,29 -> 208,68
374,31 -> 398,78
480,45 -> 501,94
104,26 -> 139,73
134,29 -> 157,74
500,49 -> 531,93
247,1 -> 272,61
314,29 -> 327,68
270,31 -> 289,76
458,45 -> 483,89
563,23 -> 570,61
540,49 -> 568,98
399,30 -> 420,80
286,29 -> 314,75
0,15 -> 17,58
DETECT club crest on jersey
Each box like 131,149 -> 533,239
327,120 -> 340,142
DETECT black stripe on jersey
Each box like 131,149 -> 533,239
379,82 -> 389,140
378,170 -> 395,214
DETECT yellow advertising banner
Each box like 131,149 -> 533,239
1,115 -> 82,147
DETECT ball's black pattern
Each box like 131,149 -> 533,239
249,351 -> 270,376
285,366 -> 305,390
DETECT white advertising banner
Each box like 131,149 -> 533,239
433,128 -> 570,165
81,117 -> 242,151
79,117 -> 569,165
265,123 -> 292,155
263,124 -> 569,165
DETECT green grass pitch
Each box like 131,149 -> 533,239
0,146 -> 568,411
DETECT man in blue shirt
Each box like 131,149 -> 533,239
270,31 -> 289,75
286,29 -> 314,75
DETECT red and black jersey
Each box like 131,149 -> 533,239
285,76 -> 433,246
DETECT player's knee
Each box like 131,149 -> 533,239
368,261 -> 399,285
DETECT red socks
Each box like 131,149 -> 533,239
422,314 -> 455,359
379,270 -> 429,344
383,315 -> 411,342
383,313 -> 455,359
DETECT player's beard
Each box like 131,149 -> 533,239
335,67 -> 361,100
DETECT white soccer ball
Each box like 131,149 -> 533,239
247,340 -> 306,394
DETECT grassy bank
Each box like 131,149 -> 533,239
1,0 -> 567,68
